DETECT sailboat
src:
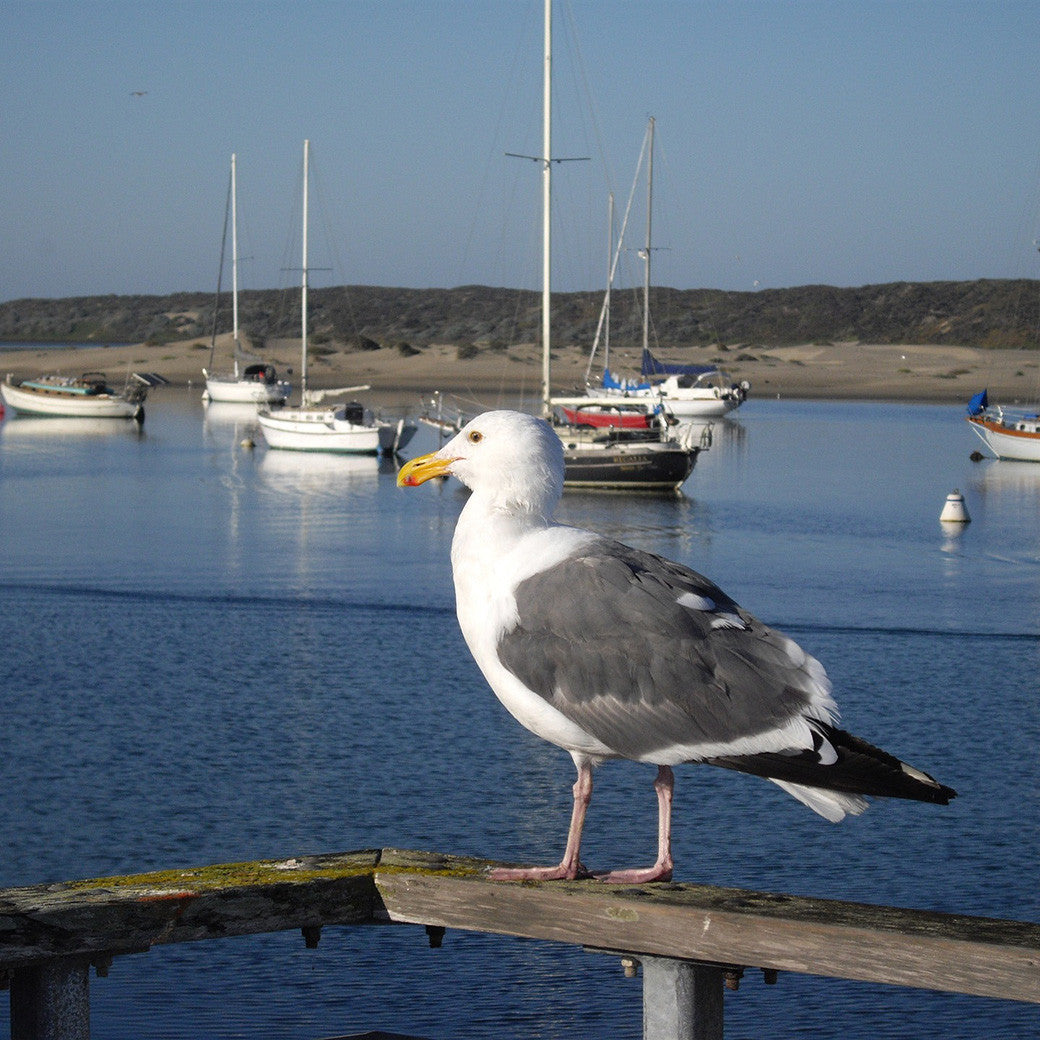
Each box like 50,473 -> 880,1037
534,1 -> 702,491
580,118 -> 749,421
966,388 -> 1040,462
557,189 -> 664,431
964,252 -> 1040,461
203,154 -> 291,406
257,141 -> 417,456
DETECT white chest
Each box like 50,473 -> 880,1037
451,516 -> 612,758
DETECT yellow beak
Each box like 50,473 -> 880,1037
397,451 -> 457,487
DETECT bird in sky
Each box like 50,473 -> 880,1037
130,90 -> 148,97
398,410 -> 955,882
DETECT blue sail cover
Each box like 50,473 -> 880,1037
967,389 -> 988,416
641,348 -> 718,378
601,368 -> 652,392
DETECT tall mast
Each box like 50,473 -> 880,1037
301,139 -> 309,400
540,0 -> 552,417
528,0 -> 586,412
231,152 -> 239,378
642,116 -> 655,358
604,191 -> 613,376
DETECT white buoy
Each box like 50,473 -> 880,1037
939,490 -> 970,524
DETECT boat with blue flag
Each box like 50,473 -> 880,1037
966,388 -> 1040,462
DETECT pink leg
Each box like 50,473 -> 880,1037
595,765 -> 675,884
490,761 -> 594,881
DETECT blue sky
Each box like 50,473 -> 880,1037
2,0 -> 1039,301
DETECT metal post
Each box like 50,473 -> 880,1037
10,960 -> 90,1040
641,956 -> 724,1040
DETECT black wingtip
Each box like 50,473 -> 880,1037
708,726 -> 957,805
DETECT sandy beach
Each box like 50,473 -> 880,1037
2,335 -> 1038,406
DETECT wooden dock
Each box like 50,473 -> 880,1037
2,847 -> 1037,1039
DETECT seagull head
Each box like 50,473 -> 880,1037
398,410 -> 564,517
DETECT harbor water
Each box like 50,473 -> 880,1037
0,391 -> 1037,1038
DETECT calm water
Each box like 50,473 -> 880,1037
0,391 -> 1037,1038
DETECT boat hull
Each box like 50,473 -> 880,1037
257,405 -> 416,455
654,392 -> 741,418
596,385 -> 742,418
257,406 -> 382,454
1,378 -> 143,419
967,414 -> 1040,462
560,405 -> 653,429
378,417 -> 419,455
558,438 -> 699,491
203,375 -> 290,405
596,367 -> 749,419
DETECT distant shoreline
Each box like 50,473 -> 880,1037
0,341 -> 137,352
2,335 -> 1038,406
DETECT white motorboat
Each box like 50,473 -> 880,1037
0,370 -> 156,420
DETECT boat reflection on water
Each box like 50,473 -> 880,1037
693,415 -> 747,457
256,445 -> 397,594
971,457 -> 1040,500
203,401 -> 262,427
0,414 -> 147,442
258,444 -> 385,498
202,401 -> 263,447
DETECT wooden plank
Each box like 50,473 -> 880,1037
1,847 -> 1037,1007
373,851 -> 1040,1004
0,850 -> 380,967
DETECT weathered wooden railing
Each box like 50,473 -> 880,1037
2,848 -> 1037,1040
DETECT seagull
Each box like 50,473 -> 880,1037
397,410 -> 956,883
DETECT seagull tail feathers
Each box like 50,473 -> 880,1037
768,780 -> 868,822
707,726 -> 957,821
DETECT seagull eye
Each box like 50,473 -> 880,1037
467,431 -> 483,443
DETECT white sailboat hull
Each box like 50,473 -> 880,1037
203,373 -> 291,404
650,383 -> 743,418
595,372 -> 748,418
968,413 -> 1040,462
1,378 -> 143,419
257,406 -> 383,454
597,385 -> 739,418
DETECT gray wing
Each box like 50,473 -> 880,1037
496,539 -> 832,760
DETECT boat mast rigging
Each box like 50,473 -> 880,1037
301,139 -> 309,401
507,0 -> 588,417
207,156 -> 234,377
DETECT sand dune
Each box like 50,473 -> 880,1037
2,334 -> 1037,406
